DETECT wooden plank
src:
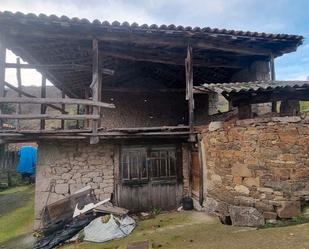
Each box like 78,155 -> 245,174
0,39 -> 5,129
5,63 -> 115,76
4,81 -> 66,113
90,39 -> 101,144
0,97 -> 115,108
102,125 -> 189,133
0,114 -> 100,120
40,75 -> 47,130
185,45 -> 196,142
16,58 -> 22,131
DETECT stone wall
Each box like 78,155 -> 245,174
101,91 -> 187,128
34,140 -> 190,228
34,141 -> 117,228
201,115 -> 309,226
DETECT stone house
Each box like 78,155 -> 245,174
0,11 -> 308,227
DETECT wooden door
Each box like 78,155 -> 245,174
117,145 -> 182,211
191,151 -> 201,199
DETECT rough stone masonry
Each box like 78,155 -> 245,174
202,115 -> 309,226
34,141 -> 117,228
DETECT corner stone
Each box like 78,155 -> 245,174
229,206 -> 265,227
277,201 -> 301,218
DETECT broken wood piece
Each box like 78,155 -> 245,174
73,198 -> 111,218
94,203 -> 129,216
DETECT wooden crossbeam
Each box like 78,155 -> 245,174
5,63 -> 115,75
0,97 -> 115,108
0,114 -> 100,120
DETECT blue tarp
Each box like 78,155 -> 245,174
16,146 -> 37,174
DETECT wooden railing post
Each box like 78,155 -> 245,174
90,39 -> 101,144
40,75 -> 46,130
61,90 -> 65,129
16,58 -> 22,131
0,39 -> 6,129
270,54 -> 277,112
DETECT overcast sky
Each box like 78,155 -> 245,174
1,0 -> 308,86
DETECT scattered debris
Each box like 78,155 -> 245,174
73,197 -> 110,218
35,186 -> 134,248
127,240 -> 150,249
94,203 -> 129,216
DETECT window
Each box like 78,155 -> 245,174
121,145 -> 178,183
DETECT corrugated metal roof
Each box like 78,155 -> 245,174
0,11 -> 304,42
199,81 -> 309,94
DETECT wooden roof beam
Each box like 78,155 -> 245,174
2,27 -> 281,56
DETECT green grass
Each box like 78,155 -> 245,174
0,185 -> 34,243
0,185 -> 31,195
300,101 -> 309,112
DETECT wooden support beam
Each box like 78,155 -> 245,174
0,114 -> 100,120
0,97 -> 115,108
231,89 -> 309,106
5,63 -> 115,76
4,81 -> 67,113
16,58 -> 22,131
90,39 -> 101,144
0,39 -> 5,129
5,28 -> 278,56
185,45 -> 196,142
270,54 -> 277,112
61,91 -> 65,129
40,75 -> 47,130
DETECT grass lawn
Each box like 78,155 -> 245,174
61,211 -> 309,249
0,185 -> 34,244
1,186 -> 309,249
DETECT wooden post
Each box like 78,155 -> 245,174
40,75 -> 46,130
185,45 -> 196,142
270,54 -> 277,112
85,87 -> 90,128
0,39 -> 6,129
61,90 -> 65,129
76,104 -> 80,129
16,58 -> 22,131
90,39 -> 101,144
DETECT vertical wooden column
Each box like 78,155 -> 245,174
76,104 -> 80,129
0,39 -> 6,129
270,54 -> 277,112
16,58 -> 22,131
61,90 -> 65,129
40,75 -> 46,130
185,45 -> 196,142
84,87 -> 90,129
90,39 -> 101,144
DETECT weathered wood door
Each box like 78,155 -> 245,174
191,151 -> 201,200
117,145 -> 182,211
